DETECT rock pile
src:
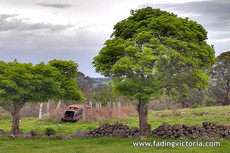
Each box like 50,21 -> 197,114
83,122 -> 140,138
152,120 -> 230,141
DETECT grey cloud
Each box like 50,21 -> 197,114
0,13 -> 108,77
139,0 -> 230,31
0,14 -> 73,32
37,3 -> 72,9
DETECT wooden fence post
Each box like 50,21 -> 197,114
82,103 -> 87,121
96,102 -> 100,110
89,101 -> 93,108
117,102 -> 121,112
107,102 -> 111,107
39,103 -> 43,121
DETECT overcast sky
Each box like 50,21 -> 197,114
0,0 -> 229,77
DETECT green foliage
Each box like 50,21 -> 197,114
0,61 -> 61,106
204,98 -> 217,107
0,60 -> 84,109
0,59 -> 84,134
45,127 -> 56,136
209,51 -> 230,105
93,7 -> 215,102
190,103 -> 200,109
92,85 -> 116,106
49,59 -> 85,102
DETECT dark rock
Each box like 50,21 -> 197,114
123,125 -> 130,130
128,135 -> 133,138
224,129 -> 230,136
94,134 -> 100,137
200,136 -> 210,141
212,120 -> 220,127
29,131 -> 40,136
108,127 -> 113,134
99,122 -> 107,128
202,122 -> 211,127
71,130 -> 86,138
18,133 -> 32,139
208,132 -> 218,137
112,122 -> 119,127
133,132 -> 139,138
118,123 -> 123,129
182,124 -> 190,129
191,131 -> 199,139
161,122 -> 171,129
209,137 -> 215,141
125,129 -> 131,133
131,127 -> 139,133
113,129 -> 126,138
172,124 -> 182,130
166,130 -> 173,136
152,129 -> 157,135
196,125 -> 203,131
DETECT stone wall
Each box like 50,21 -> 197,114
71,120 -> 230,141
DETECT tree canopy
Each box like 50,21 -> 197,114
209,51 -> 230,105
0,59 -> 84,134
93,7 -> 215,135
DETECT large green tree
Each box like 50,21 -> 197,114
209,51 -> 230,105
0,59 -> 84,135
93,7 -> 215,135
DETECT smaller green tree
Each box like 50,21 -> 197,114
209,51 -> 230,105
0,59 -> 84,135
92,85 -> 116,106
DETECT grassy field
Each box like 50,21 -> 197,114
0,137 -> 229,153
0,105 -> 230,153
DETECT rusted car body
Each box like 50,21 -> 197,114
61,104 -> 91,122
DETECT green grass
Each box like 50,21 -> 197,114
0,105 -> 229,134
0,105 -> 229,153
0,137 -> 229,153
0,118 -> 99,135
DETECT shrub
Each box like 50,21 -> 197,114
204,98 -> 217,107
45,127 -> 56,136
191,103 -> 199,109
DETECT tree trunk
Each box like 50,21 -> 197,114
11,110 -> 21,135
46,101 -> 50,117
227,88 -> 230,105
138,99 -> 150,136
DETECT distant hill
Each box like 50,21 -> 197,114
91,77 -> 112,84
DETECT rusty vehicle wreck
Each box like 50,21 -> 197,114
61,105 -> 91,122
